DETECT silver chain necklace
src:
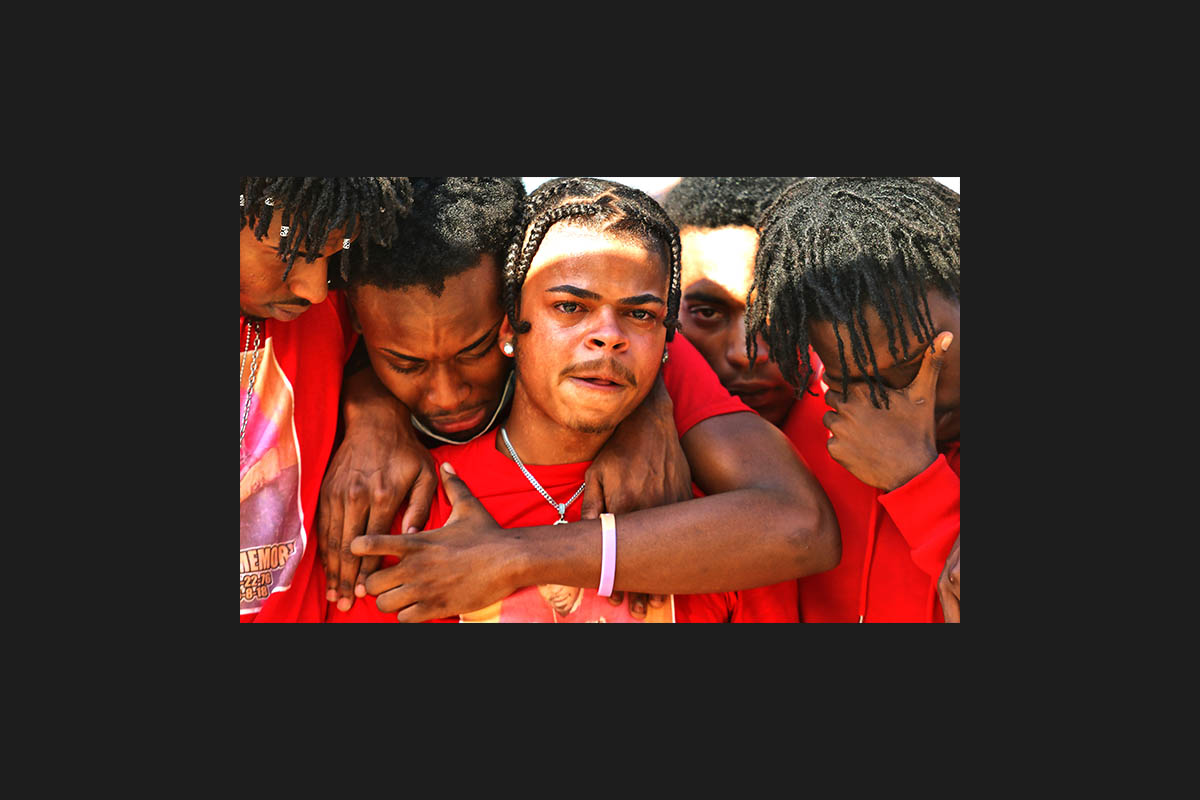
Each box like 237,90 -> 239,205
240,318 -> 263,458
499,427 -> 585,525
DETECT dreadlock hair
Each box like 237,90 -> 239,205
344,178 -> 525,296
240,177 -> 413,282
663,176 -> 803,229
503,177 -> 683,342
746,177 -> 960,409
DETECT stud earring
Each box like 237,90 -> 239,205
502,342 -> 514,356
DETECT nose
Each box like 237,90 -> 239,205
287,256 -> 330,307
724,312 -> 766,370
424,364 -> 470,412
585,306 -> 629,352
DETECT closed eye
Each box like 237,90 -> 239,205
386,360 -> 423,375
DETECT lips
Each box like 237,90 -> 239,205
272,304 -> 308,321
428,405 -> 488,434
569,366 -> 629,389
568,376 -> 626,392
727,382 -> 775,401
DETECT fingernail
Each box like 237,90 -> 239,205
337,598 -> 351,612
355,584 -> 366,597
406,526 -> 419,534
442,462 -> 456,475
941,333 -> 953,352
326,589 -> 338,602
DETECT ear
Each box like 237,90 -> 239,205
346,292 -> 363,333
499,315 -> 515,356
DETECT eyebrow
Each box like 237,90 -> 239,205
381,319 -> 502,363
546,284 -> 665,306
683,290 -> 735,306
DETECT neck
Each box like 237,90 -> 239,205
497,384 -> 613,466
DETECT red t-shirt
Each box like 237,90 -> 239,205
782,361 -> 960,623
240,291 -> 357,622
327,334 -> 794,622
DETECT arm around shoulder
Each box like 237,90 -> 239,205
682,410 -> 841,579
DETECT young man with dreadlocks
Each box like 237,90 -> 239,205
239,177 -> 418,622
745,176 -> 961,623
332,177 -> 839,622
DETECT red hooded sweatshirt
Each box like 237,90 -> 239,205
782,362 -> 960,623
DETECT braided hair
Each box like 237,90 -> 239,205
746,177 -> 960,409
663,176 -> 803,229
345,177 -> 525,295
240,177 -> 413,281
503,177 -> 682,342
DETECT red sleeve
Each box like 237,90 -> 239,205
876,453 -> 960,579
661,334 -> 750,437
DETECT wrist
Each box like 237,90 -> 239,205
886,447 -> 939,492
344,388 -> 411,432
507,520 -> 598,589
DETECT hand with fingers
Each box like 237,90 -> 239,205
822,332 -> 953,491
939,535 -> 960,622
582,375 -> 689,618
352,462 -> 523,623
315,414 -> 439,612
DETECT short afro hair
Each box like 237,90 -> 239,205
663,177 -> 802,229
343,177 -> 525,296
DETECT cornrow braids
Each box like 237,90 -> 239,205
240,177 -> 413,281
503,177 -> 683,342
747,177 -> 960,409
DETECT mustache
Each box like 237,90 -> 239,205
558,357 -> 638,388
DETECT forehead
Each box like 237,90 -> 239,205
353,259 -> 503,349
679,225 -> 758,302
527,224 -> 668,287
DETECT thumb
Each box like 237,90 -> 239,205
579,474 -> 604,520
440,462 -> 480,522
912,331 -> 952,400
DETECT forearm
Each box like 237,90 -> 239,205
509,486 -> 835,594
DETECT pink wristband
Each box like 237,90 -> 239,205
598,513 -> 616,597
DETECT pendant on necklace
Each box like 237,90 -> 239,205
554,518 -> 568,525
